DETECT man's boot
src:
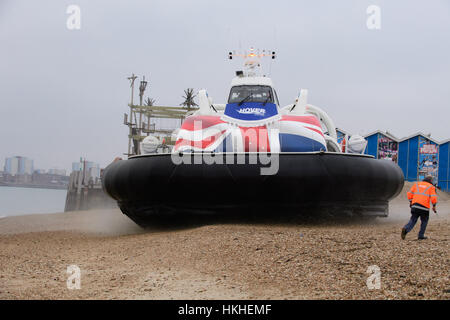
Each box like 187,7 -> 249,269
401,228 -> 407,240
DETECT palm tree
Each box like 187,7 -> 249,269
144,97 -> 156,134
144,97 -> 156,106
180,88 -> 198,111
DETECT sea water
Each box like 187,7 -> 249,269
0,186 -> 67,217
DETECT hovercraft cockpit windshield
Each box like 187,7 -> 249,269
224,85 -> 280,123
228,85 -> 275,105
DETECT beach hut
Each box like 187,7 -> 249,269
438,139 -> 450,191
364,130 -> 399,163
335,128 -> 351,152
398,133 -> 440,183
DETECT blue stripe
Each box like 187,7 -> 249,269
279,133 -> 326,152
214,133 -> 232,152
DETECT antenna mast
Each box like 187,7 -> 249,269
127,73 -> 138,156
228,47 -> 276,77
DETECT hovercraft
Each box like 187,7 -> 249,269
103,49 -> 404,227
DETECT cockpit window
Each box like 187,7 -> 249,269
228,85 -> 274,104
273,89 -> 280,106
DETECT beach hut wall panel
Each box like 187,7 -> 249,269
364,131 -> 399,162
438,141 -> 449,191
364,133 -> 378,157
399,136 -> 419,181
336,128 -> 351,152
336,129 -> 346,145
398,134 -> 439,183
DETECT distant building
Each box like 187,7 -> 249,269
48,168 -> 67,176
4,157 -> 18,175
20,157 -> 34,175
72,162 -> 82,172
85,161 -> 101,179
72,160 -> 101,180
4,156 -> 33,176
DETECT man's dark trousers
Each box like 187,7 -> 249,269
404,207 -> 429,238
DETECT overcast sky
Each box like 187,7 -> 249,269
0,0 -> 449,172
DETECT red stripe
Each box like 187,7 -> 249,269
182,115 -> 225,131
239,126 -> 271,152
281,115 -> 324,137
305,126 -> 324,137
175,130 -> 226,150
281,115 -> 321,127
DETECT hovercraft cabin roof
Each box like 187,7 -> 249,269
230,76 -> 274,87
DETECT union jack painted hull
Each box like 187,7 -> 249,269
174,115 -> 327,153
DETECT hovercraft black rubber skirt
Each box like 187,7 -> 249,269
102,152 -> 404,227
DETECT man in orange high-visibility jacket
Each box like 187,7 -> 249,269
401,175 -> 438,240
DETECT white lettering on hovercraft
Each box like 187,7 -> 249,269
237,107 -> 266,116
